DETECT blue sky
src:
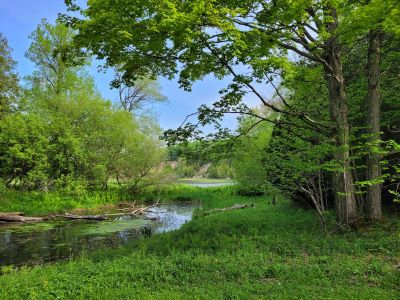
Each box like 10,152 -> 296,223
0,0 -> 266,131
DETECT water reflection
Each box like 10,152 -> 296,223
183,180 -> 235,188
0,203 -> 198,266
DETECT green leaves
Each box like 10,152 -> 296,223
60,0 -> 400,211
0,34 -> 20,117
0,18 -> 168,192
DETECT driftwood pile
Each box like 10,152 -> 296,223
0,200 -> 160,224
105,200 -> 160,218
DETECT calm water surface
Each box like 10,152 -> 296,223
183,180 -> 235,188
0,203 -> 198,266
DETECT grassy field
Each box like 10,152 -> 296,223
0,186 -> 399,299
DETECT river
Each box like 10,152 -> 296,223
0,180 -> 235,267
0,203 -> 198,267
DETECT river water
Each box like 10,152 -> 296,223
0,203 -> 198,267
180,180 -> 235,188
0,180 -> 234,267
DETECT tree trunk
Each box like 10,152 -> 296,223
366,29 -> 383,221
323,6 -> 358,225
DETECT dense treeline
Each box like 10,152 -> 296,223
0,21 -> 168,194
64,0 -> 400,226
232,34 -> 400,226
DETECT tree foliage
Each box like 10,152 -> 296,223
0,33 -> 19,117
0,21 -> 168,193
60,0 -> 400,224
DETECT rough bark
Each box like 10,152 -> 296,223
323,6 -> 358,225
366,29 -> 383,221
0,213 -> 47,222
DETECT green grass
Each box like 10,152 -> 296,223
0,189 -> 125,216
0,186 -> 399,299
0,184 -> 201,216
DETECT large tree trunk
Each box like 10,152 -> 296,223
366,29 -> 383,221
323,6 -> 358,226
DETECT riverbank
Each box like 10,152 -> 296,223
0,202 -> 199,266
0,183 -> 204,217
0,186 -> 399,299
0,189 -> 127,217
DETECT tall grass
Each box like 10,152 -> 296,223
0,186 -> 399,299
0,184 -> 234,215
0,189 -> 123,215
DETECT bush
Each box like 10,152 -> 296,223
53,175 -> 88,196
176,158 -> 199,178
206,159 -> 235,179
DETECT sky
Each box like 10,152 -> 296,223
0,0 -> 267,131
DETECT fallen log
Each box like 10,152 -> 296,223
103,200 -> 160,218
0,213 -> 47,223
130,199 -> 160,216
0,200 -> 160,223
101,212 -> 130,217
203,203 -> 254,216
60,213 -> 108,221
1,211 -> 25,216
